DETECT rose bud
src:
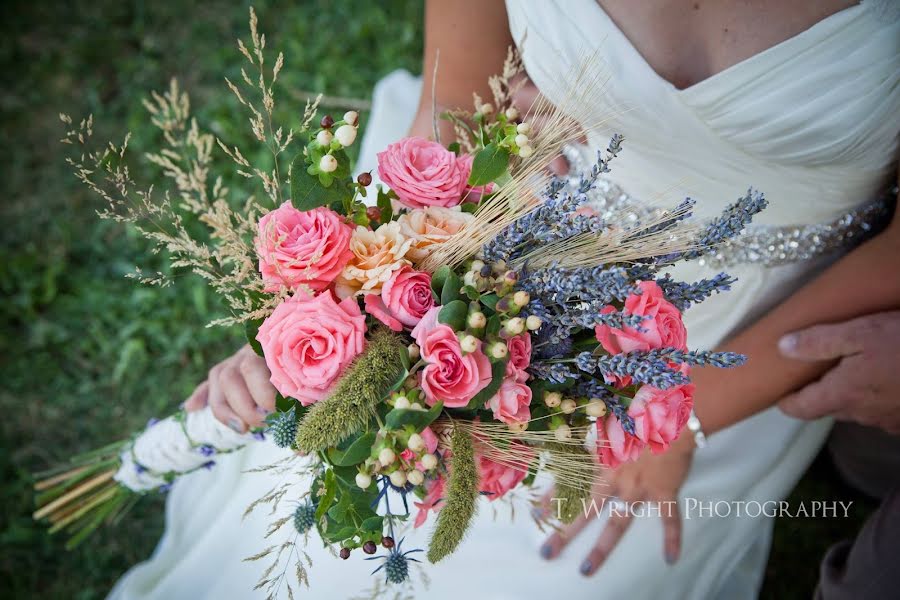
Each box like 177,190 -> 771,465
357,171 -> 373,186
320,115 -> 335,129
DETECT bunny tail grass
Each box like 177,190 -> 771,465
427,426 -> 479,563
546,442 -> 596,524
294,329 -> 406,454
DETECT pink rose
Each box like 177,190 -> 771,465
595,281 -> 687,354
421,426 -> 439,454
486,378 -> 532,425
415,321 -> 493,408
478,444 -> 532,500
595,416 -> 646,469
363,266 -> 434,332
505,333 -> 532,382
256,203 -> 353,292
414,475 -> 446,528
377,137 -> 471,209
630,381 -> 695,454
410,305 -> 441,347
256,292 -> 366,406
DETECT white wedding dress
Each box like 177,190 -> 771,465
109,1 -> 899,599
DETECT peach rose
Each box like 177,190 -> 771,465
363,266 -> 434,331
255,203 -> 353,292
397,206 -> 474,263
256,292 -> 366,406
595,415 -> 646,469
478,443 -> 532,500
377,137 -> 471,209
630,381 -> 694,454
334,221 -> 412,298
413,313 -> 493,408
595,281 -> 687,354
505,333 -> 532,382
486,378 -> 532,424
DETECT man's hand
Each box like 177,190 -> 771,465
777,311 -> 900,434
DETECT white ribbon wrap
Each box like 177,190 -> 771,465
114,406 -> 255,492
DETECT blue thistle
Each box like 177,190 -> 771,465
293,501 -> 316,534
366,537 -> 423,584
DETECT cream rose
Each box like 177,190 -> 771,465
396,207 -> 474,263
334,221 -> 413,297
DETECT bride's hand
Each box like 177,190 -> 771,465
183,345 -> 276,433
539,436 -> 694,575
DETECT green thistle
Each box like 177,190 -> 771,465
545,442 -> 594,524
426,426 -> 479,563
270,406 -> 297,448
294,329 -> 406,454
293,501 -> 316,534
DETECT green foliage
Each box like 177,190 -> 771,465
467,143 -> 510,187
426,425 -> 479,563
294,329 -> 407,453
437,300 -> 467,331
327,431 -> 377,467
290,150 -> 354,211
385,401 -> 443,431
464,360 -> 506,411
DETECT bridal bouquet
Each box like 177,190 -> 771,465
35,8 -> 764,594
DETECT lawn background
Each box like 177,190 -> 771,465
0,1 -> 875,598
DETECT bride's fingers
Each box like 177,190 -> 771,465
183,380 -> 209,412
580,509 -> 634,576
208,364 -> 246,433
661,499 -> 682,565
238,351 -> 276,414
539,510 -> 592,560
219,361 -> 266,428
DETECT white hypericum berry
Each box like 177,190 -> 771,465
319,154 -> 338,173
489,341 -> 508,359
460,335 -> 479,354
334,124 -> 358,147
518,144 -> 535,159
316,130 -> 333,146
467,311 -> 487,329
525,315 -> 543,331
410,402 -> 424,411
544,391 -> 562,408
355,472 -> 373,489
560,398 -> 577,415
389,469 -> 408,487
480,102 -> 495,115
504,317 -> 525,336
514,133 -> 530,148
586,398 -> 608,418
554,423 -> 572,441
508,421 -> 528,433
343,110 -> 359,126
378,447 -> 396,467
394,396 -> 411,410
505,107 -> 519,120
420,453 -> 438,470
470,259 -> 485,272
463,271 -> 477,287
516,122 -> 532,135
407,469 -> 425,486
407,433 -> 425,452
407,343 -> 420,361
512,290 -> 530,307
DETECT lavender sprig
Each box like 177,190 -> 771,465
656,272 -> 737,311
576,351 -> 690,390
679,188 -> 768,261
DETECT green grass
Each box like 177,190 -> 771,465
0,1 -> 873,598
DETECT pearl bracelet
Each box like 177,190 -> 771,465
686,409 -> 708,449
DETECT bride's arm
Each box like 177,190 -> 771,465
407,0 -> 513,139
692,181 -> 900,438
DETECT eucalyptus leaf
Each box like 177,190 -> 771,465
440,272 -> 462,305
438,300 -> 468,331
244,318 -> 264,356
290,151 -> 353,211
431,265 -> 451,296
465,359 -> 507,410
327,431 -> 376,466
385,401 -> 443,431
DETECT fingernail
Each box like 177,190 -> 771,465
777,334 -> 797,355
665,551 -> 677,565
531,506 -> 546,520
228,418 -> 245,433
579,559 -> 593,575
539,543 -> 553,559
256,406 -> 269,415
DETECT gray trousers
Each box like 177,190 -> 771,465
815,423 -> 900,599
